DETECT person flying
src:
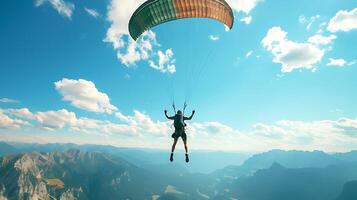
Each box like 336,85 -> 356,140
164,109 -> 195,162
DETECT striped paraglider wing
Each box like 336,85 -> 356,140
128,0 -> 234,40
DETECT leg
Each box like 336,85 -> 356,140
182,137 -> 188,154
171,138 -> 178,153
170,138 -> 178,162
182,133 -> 189,163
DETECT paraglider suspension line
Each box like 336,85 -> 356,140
172,102 -> 176,113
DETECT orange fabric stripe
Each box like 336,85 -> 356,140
173,0 -> 233,28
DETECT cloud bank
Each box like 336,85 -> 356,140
2,105 -> 357,152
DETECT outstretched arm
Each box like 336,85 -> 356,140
184,110 -> 195,120
164,110 -> 174,120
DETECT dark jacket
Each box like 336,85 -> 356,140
165,112 -> 194,129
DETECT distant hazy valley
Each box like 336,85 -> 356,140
0,142 -> 357,200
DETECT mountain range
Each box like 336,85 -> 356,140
0,142 -> 250,174
0,142 -> 357,200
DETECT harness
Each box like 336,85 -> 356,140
170,101 -> 188,131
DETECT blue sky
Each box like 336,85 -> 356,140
0,0 -> 357,152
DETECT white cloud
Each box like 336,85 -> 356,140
0,110 -> 29,129
117,39 -> 142,65
0,106 -> 167,136
70,110 -> 172,137
319,22 -> 327,28
0,98 -> 19,103
36,109 -> 77,131
116,110 -> 171,137
130,110 -> 170,136
308,34 -> 336,45
33,109 -> 171,136
35,0 -> 74,19
19,108 -> 135,135
277,119 -> 357,138
298,15 -> 307,24
337,118 -> 357,129
316,22 -> 328,34
4,108 -> 35,120
101,123 -> 136,135
84,7 -> 100,18
240,16 -> 252,24
299,15 -> 320,30
10,108 -> 138,136
63,109 -> 172,136
246,50 -> 253,58
209,35 -> 220,41
72,117 -> 137,136
246,118 -> 357,151
149,49 -> 176,74
225,0 -> 261,27
115,111 -> 130,122
347,60 -> 357,66
55,78 -> 117,114
262,27 -> 324,73
327,8 -> 357,32
327,58 -> 347,67
191,122 -> 234,136
226,0 -> 262,14
118,31 -> 156,66
105,0 -> 144,42
189,117 -> 357,151
252,123 -> 287,139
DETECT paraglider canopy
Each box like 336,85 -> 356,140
128,0 -> 234,40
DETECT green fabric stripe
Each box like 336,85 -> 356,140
151,2 -> 161,24
167,0 -> 176,19
130,0 -> 177,40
